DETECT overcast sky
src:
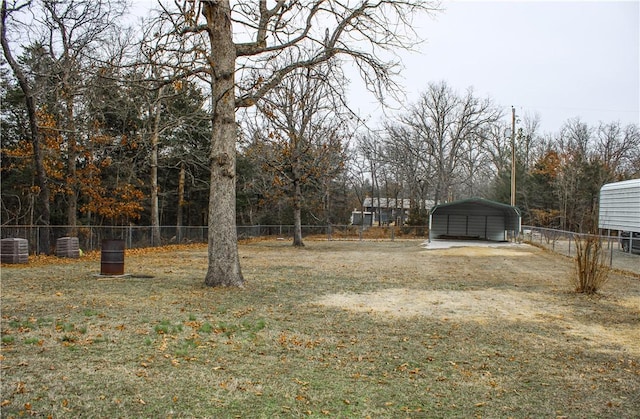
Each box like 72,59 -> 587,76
360,0 -> 640,134
133,1 -> 639,134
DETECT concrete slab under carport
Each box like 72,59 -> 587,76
421,239 -> 525,250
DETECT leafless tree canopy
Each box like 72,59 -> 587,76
153,0 -> 440,105
147,0 -> 441,287
395,81 -> 502,204
245,60 -> 350,246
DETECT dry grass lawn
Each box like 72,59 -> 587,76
1,239 -> 639,418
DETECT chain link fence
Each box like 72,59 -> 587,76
522,226 -> 640,276
0,225 -> 207,254
3,224 -> 638,275
0,224 -> 431,254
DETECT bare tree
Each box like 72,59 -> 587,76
383,121 -> 433,217
594,121 -> 640,178
357,133 -> 383,225
520,112 -> 542,170
1,0 -> 51,253
134,14 -> 213,245
346,140 -> 373,229
247,62 -> 349,246
398,81 -> 502,204
481,122 -> 510,178
164,0 -> 439,287
138,76 -> 200,247
555,118 -> 595,231
459,128 -> 494,198
39,1 -> 128,233
623,124 -> 640,178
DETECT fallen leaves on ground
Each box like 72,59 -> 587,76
1,243 -> 207,269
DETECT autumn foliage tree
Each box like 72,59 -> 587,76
504,118 -> 639,231
524,149 -> 563,228
2,0 -> 51,252
1,0 -> 136,253
246,63 -> 349,246
2,107 -> 145,226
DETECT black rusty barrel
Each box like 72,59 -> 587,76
100,239 -> 125,275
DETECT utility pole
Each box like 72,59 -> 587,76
510,106 -> 516,207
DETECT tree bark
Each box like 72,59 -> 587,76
150,87 -> 163,246
292,179 -> 304,247
202,1 -> 244,287
1,0 -> 51,254
176,161 -> 185,242
65,91 -> 78,236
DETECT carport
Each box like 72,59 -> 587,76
428,198 -> 521,242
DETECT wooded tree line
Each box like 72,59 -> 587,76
355,81 -> 640,232
2,1 -> 638,284
0,1 -> 355,235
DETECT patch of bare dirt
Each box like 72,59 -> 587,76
312,244 -> 640,357
315,287 -> 640,356
315,287 -> 542,320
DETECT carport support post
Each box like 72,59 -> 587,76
484,216 -> 488,241
609,237 -> 613,266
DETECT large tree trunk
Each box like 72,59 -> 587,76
293,180 -> 304,247
202,1 -> 243,287
176,161 -> 185,242
1,1 -> 51,254
65,93 -> 78,236
150,89 -> 163,247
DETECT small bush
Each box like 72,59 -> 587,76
573,234 -> 609,294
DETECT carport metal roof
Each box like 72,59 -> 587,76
428,198 -> 521,241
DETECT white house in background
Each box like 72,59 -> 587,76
350,198 -> 433,226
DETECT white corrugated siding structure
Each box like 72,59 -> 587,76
598,179 -> 640,232
429,198 -> 521,242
